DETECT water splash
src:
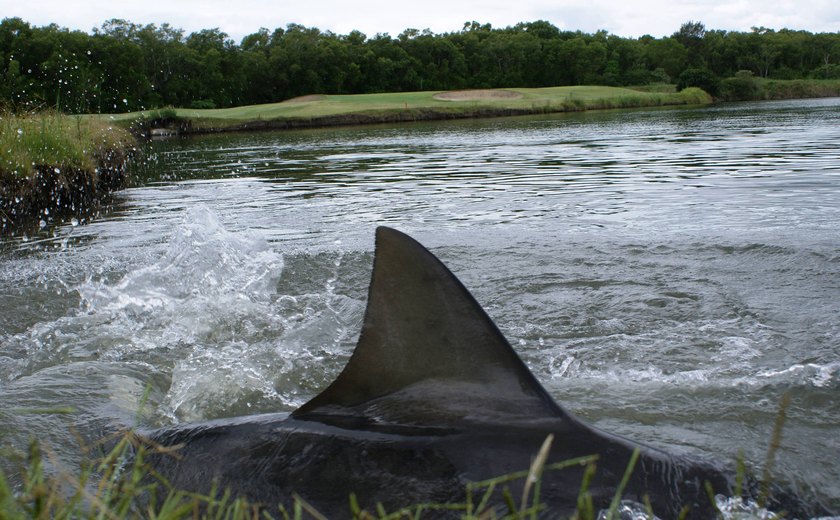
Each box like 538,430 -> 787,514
714,495 -> 781,520
597,501 -> 661,520
2,206 -> 291,424
60,205 -> 368,423
78,205 -> 281,319
754,362 -> 840,390
595,497 -> 838,520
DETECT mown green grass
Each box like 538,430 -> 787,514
104,86 -> 712,131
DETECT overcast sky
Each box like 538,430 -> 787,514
3,0 -> 838,43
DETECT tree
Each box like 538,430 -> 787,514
0,18 -> 36,106
134,23 -> 185,107
556,37 -> 607,85
401,33 -> 467,90
519,20 -> 560,41
241,28 -> 269,50
644,37 -> 688,79
1,17 -> 836,111
91,33 -> 150,111
605,35 -> 647,85
673,21 -> 706,66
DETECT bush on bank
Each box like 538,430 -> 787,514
680,73 -> 840,102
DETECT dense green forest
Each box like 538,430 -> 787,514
1,17 -> 839,113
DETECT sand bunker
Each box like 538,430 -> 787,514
433,89 -> 523,101
282,94 -> 326,103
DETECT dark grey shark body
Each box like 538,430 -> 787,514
148,227 -> 829,518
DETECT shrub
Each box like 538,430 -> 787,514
189,99 -> 217,109
811,64 -> 840,80
771,67 -> 798,80
650,68 -> 671,84
676,68 -> 720,97
676,87 -> 713,104
718,71 -> 760,101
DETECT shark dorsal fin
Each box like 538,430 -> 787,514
293,227 -> 568,426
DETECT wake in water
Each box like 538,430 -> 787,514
73,205 -> 367,423
1,206 -> 364,431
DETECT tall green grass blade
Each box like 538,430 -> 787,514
520,434 -> 553,514
291,493 -> 328,520
603,448 -> 641,520
501,486 -> 518,517
575,461 -> 598,520
760,392 -> 792,508
703,480 -> 724,520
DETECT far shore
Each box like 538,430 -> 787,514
104,79 -> 840,138
114,85 -> 713,137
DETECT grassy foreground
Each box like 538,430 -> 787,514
0,431 -> 633,520
0,112 -> 136,233
115,86 -> 713,134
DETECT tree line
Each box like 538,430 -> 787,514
1,17 -> 839,113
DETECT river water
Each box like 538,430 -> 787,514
1,98 -> 839,514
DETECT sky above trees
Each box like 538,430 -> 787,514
4,0 -> 839,44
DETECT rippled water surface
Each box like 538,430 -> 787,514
2,98 -> 839,513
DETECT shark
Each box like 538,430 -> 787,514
146,226 -> 831,519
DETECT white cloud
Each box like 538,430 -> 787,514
1,0 -> 837,43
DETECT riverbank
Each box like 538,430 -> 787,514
759,78 -> 840,99
717,77 -> 840,102
116,86 -> 713,136
0,112 -> 136,234
111,80 -> 840,137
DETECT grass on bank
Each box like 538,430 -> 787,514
0,111 -> 136,231
0,431 -> 624,520
0,112 -> 134,181
106,86 -> 712,132
0,426 -> 790,520
0,370 -> 801,520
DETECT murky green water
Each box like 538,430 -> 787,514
2,98 -> 839,513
